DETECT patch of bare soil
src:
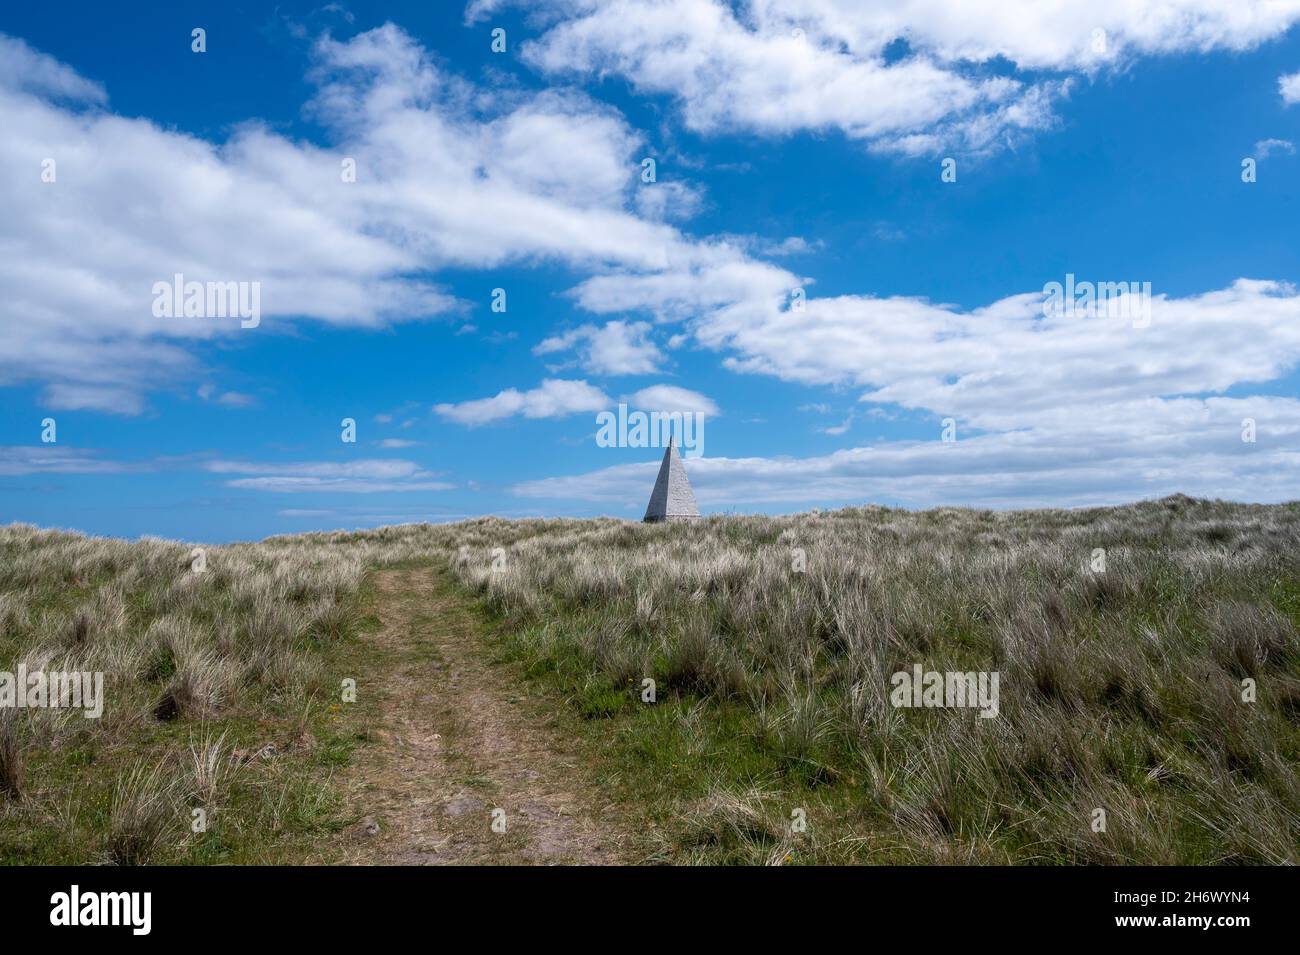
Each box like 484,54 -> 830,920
337,567 -> 636,865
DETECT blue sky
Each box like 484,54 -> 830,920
2,0 -> 1300,542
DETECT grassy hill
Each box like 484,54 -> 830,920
3,496 -> 1299,864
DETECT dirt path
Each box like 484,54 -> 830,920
338,567 -> 635,865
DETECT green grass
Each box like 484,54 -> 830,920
5,498 -> 1300,865
0,630 -> 368,864
444,498 -> 1300,864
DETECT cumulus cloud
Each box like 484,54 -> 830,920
485,0 -> 1300,154
0,33 -> 107,103
205,458 -> 452,493
569,239 -> 797,322
534,320 -> 663,375
10,18 -> 1300,511
1281,70 -> 1300,104
517,278 -> 1300,508
515,394 -> 1300,509
0,26 -> 753,413
634,179 -> 706,221
626,384 -> 720,415
757,236 -> 822,257
668,279 -> 1300,429
433,378 -> 721,426
433,378 -> 612,425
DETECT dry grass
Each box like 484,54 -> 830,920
3,494 -> 1299,864
0,524 -> 373,863
0,711 -> 24,800
105,760 -> 177,866
436,495 -> 1300,864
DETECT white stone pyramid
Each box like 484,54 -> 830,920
643,438 -> 700,522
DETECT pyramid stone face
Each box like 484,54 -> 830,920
643,440 -> 700,522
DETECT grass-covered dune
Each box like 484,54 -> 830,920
450,495 -> 1300,864
0,525 -> 374,863
3,495 -> 1299,864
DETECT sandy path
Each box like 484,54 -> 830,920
339,567 -> 634,865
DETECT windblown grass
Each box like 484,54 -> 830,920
3,495 -> 1298,864
0,525 -> 374,863
443,495 -> 1300,864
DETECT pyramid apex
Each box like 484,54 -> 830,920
643,439 -> 699,523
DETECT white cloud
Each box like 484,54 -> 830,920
559,255 -> 1300,508
495,1 -> 1300,154
433,378 -> 611,426
1254,137 -> 1295,157
627,384 -> 720,415
634,180 -> 706,222
38,383 -> 153,415
518,278 -> 1300,507
569,239 -> 798,322
776,0 -> 1300,67
277,505 -> 481,524
433,378 -> 718,427
511,0 -> 1056,154
205,458 -> 452,493
0,33 -> 107,103
197,385 -> 256,408
0,26 -> 752,413
0,446 -> 135,476
534,320 -> 663,375
686,279 -> 1300,430
464,0 -> 508,22
9,19 -> 1299,511
375,438 -> 422,448
759,236 -> 821,256
818,414 -> 853,435
515,394 -> 1300,509
1281,70 -> 1300,104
